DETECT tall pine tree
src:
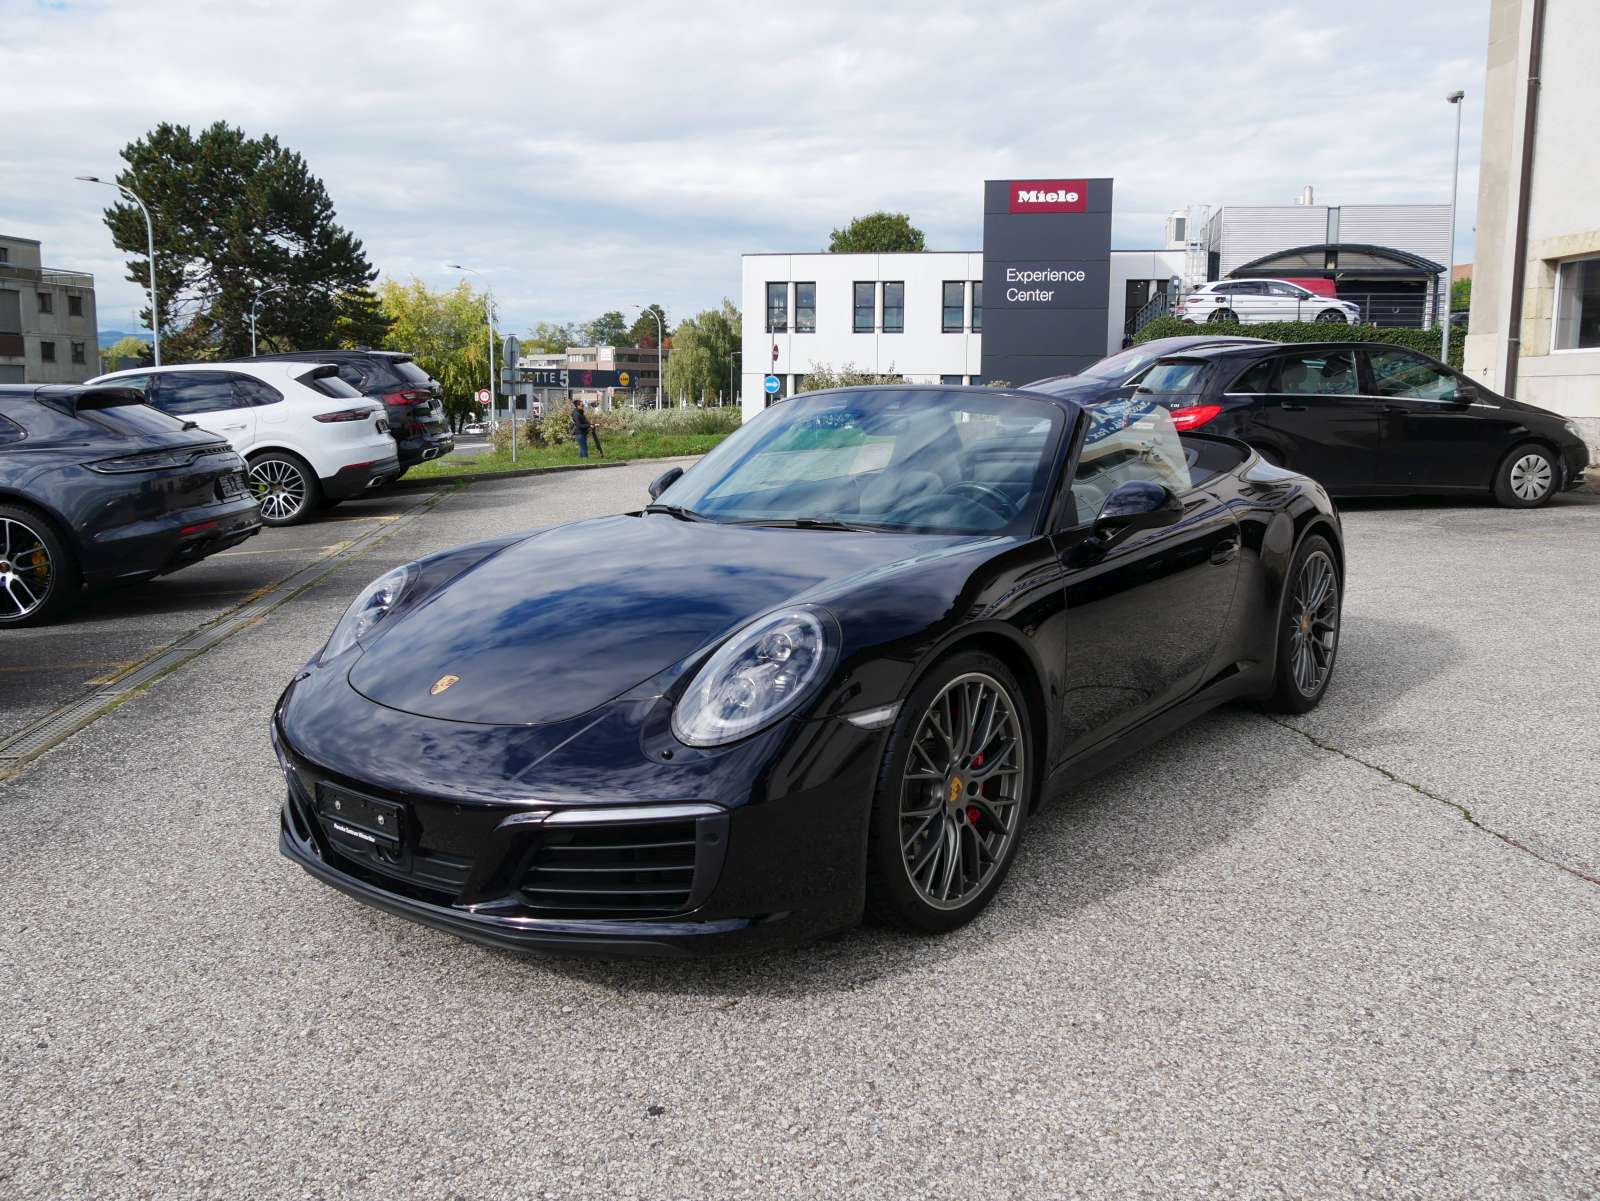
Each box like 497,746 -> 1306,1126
101,121 -> 389,358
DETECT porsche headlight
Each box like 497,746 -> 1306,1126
672,608 -> 837,746
322,563 -> 417,659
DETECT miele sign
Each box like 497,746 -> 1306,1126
982,176 -> 1113,383
1008,180 -> 1087,213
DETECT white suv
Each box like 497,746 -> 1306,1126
1178,279 -> 1362,326
87,362 -> 400,526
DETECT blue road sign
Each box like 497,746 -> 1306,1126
764,375 -> 781,395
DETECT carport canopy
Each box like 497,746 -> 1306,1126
1229,243 -> 1445,280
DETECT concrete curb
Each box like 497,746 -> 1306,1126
387,459 -> 632,491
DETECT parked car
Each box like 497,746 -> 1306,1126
1177,279 -> 1362,326
0,383 -> 261,626
462,421 -> 486,436
89,362 -> 401,527
1086,341 -> 1590,507
1024,335 -> 1272,402
275,383 -> 1343,956
234,350 -> 454,475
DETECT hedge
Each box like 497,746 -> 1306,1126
1133,315 -> 1465,369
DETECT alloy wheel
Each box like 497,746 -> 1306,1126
250,458 -> 308,523
1288,550 -> 1339,697
1508,453 -> 1553,503
0,516 -> 53,620
899,672 -> 1025,911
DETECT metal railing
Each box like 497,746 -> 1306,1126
0,263 -> 95,289
1124,292 -> 1171,339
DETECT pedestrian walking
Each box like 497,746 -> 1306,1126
571,397 -> 592,459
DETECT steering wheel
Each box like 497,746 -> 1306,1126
944,481 -> 1017,519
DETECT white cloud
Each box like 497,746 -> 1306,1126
1,0 -> 1487,336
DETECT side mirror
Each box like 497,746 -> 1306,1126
1093,480 -> 1183,543
647,465 -> 684,500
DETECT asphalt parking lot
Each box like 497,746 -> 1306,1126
2,464 -> 1598,1200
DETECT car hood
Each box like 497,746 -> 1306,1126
347,513 -> 974,725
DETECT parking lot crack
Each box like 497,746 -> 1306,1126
1269,716 -> 1600,891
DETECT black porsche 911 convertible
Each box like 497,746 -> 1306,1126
275,385 -> 1344,956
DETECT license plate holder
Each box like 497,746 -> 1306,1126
218,471 -> 247,499
318,783 -> 405,858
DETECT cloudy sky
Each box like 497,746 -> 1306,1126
4,0 -> 1488,337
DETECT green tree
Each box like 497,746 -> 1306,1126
102,335 -> 153,369
582,310 -> 631,347
664,299 -> 741,405
379,277 -> 498,431
1451,276 -> 1471,312
628,303 -> 670,348
525,320 -> 578,354
828,212 -> 926,253
100,120 -> 387,358
795,362 -> 903,392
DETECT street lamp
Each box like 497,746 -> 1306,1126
631,304 -> 664,409
76,175 -> 160,366
1443,90 -> 1466,363
248,283 -> 284,356
448,263 -> 509,460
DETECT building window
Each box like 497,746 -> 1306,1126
68,294 -> 83,318
794,282 -> 815,333
791,373 -> 806,393
853,282 -> 874,333
765,282 -> 787,333
942,281 -> 965,332
37,292 -> 53,315
1553,256 -> 1600,350
972,282 -> 983,332
71,341 -> 86,365
40,340 -> 56,362
0,247 -> 8,263
881,282 -> 904,333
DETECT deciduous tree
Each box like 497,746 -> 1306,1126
663,300 -> 741,405
628,304 -> 670,348
582,310 -> 631,347
379,277 -> 499,430
827,212 -> 926,253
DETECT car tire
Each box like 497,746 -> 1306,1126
1493,442 -> 1559,508
1207,309 -> 1237,325
1315,309 -> 1348,324
864,650 -> 1034,933
1264,534 -> 1341,714
248,451 -> 322,526
0,503 -> 81,628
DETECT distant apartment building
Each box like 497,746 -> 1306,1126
1465,0 -> 1599,451
0,234 -> 100,384
512,344 -> 670,410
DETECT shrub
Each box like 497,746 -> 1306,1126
494,402 -> 741,452
796,362 -> 903,392
1133,315 -> 1465,368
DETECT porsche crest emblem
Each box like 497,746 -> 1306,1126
430,674 -> 461,696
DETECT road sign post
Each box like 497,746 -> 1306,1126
764,374 -> 781,402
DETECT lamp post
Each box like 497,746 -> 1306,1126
1443,90 -> 1465,363
448,263 -> 508,460
631,304 -> 664,409
248,283 -> 284,356
76,175 -> 160,366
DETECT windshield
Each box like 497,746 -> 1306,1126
656,388 -> 1066,536
1076,343 -> 1172,381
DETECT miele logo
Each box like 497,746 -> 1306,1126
1009,180 -> 1087,213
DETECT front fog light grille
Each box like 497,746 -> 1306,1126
519,814 -> 716,918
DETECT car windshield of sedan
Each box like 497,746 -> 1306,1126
654,388 -> 1066,536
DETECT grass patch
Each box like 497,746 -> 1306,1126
407,431 -> 730,478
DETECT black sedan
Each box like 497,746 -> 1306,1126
1023,334 -> 1271,401
1031,341 -> 1591,507
0,384 -> 261,626
275,385 -> 1343,956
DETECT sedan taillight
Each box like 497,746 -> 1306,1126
313,408 -> 378,423
1170,404 -> 1224,431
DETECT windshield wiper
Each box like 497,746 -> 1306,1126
643,503 -> 712,522
727,516 -> 884,532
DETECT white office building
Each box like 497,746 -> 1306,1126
740,248 -> 1183,419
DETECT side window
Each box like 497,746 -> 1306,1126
107,374 -> 152,398
1209,283 -> 1237,296
336,363 -> 369,390
1266,282 -> 1303,298
1231,281 -> 1267,295
1274,350 -> 1358,396
234,376 -> 283,406
0,413 -> 26,446
1070,399 -> 1193,520
154,372 -> 242,416
1228,359 -> 1277,393
1366,349 -> 1459,400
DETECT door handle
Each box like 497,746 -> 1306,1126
1210,538 -> 1238,566
1279,402 -> 1307,412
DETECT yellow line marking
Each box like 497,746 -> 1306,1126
0,661 -> 126,677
